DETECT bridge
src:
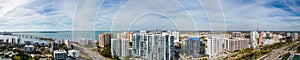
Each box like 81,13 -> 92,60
8,34 -> 54,41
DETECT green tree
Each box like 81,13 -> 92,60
13,56 -> 21,60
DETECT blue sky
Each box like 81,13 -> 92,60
0,0 -> 299,31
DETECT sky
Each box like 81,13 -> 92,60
0,0 -> 299,31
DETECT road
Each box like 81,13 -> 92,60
260,41 -> 299,60
71,43 -> 106,60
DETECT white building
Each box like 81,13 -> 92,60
54,49 -> 67,60
55,40 -> 63,44
111,39 -> 121,57
121,39 -> 129,58
50,41 -> 54,52
250,31 -> 259,48
171,31 -> 180,43
68,50 -> 79,58
64,39 -> 71,49
111,38 -> 130,59
224,38 -> 250,51
263,39 -> 275,45
78,38 -> 88,46
131,31 -> 175,60
232,32 -> 242,38
24,45 -> 34,53
111,32 -> 130,59
206,34 -> 225,58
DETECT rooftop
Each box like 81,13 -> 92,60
68,50 -> 79,52
188,37 -> 200,41
24,45 -> 34,47
54,49 -> 66,53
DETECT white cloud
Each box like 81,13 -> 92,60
0,0 -> 78,31
0,0 -> 299,31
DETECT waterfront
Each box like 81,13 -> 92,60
12,31 -> 108,42
0,35 -> 49,44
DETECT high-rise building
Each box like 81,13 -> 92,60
5,38 -> 8,43
184,37 -> 205,58
50,41 -> 54,52
129,32 -> 134,42
121,39 -> 129,58
99,32 -> 112,47
17,38 -> 21,44
224,38 -> 250,51
132,33 -> 140,57
64,39 -> 71,49
111,38 -> 130,59
111,39 -> 121,57
131,30 -> 175,60
206,34 -> 225,58
250,31 -> 259,48
11,38 -> 15,44
171,31 -> 180,42
258,33 -> 263,45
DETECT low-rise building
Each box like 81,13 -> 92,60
78,38 -> 88,46
68,50 -> 79,58
24,45 -> 34,53
55,40 -> 63,44
232,32 -> 242,38
263,39 -> 275,45
24,41 -> 33,45
0,39 -> 4,44
54,49 -> 67,60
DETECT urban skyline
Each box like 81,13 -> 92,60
0,0 -> 300,60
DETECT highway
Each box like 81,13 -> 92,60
259,41 -> 299,60
71,43 -> 106,60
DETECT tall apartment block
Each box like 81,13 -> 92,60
184,37 -> 205,58
206,34 -> 225,58
99,32 -> 112,47
224,38 -> 250,51
111,38 -> 130,59
250,31 -> 259,48
131,30 -> 176,60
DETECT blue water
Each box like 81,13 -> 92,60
12,31 -> 110,42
